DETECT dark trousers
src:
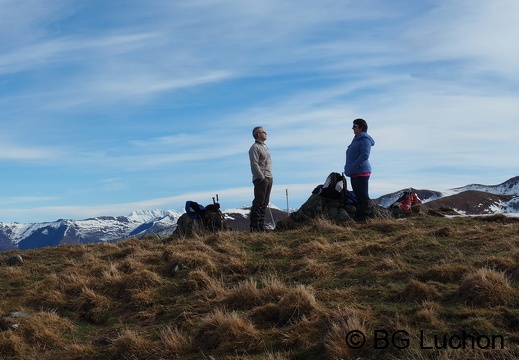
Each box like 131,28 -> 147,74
350,176 -> 371,219
250,177 -> 273,230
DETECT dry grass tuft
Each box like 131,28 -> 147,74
473,256 -> 517,273
261,276 -> 290,302
99,264 -> 164,305
290,257 -> 332,279
0,330 -> 30,358
123,268 -> 163,290
474,213 -> 519,224
186,269 -> 214,291
163,249 -> 218,274
185,269 -> 228,302
280,316 -> 325,352
414,301 -> 445,329
460,316 -> 497,335
325,315 -> 366,359
70,286 -> 112,324
264,244 -> 291,258
308,216 -> 348,232
160,326 -> 193,356
94,262 -> 125,297
295,237 -> 333,257
25,273 -> 68,309
458,268 -> 517,306
0,266 -> 26,286
358,242 -> 387,256
365,218 -> 412,233
224,278 -> 263,309
111,329 -> 153,359
431,226 -> 455,237
249,303 -> 281,328
322,305 -> 370,358
129,287 -> 159,309
262,352 -> 291,360
277,285 -> 319,325
274,216 -> 303,231
17,310 -> 74,352
421,263 -> 470,283
194,308 -> 259,352
60,343 -> 97,360
432,347 -> 517,360
400,280 -> 442,303
116,257 -> 147,274
378,254 -> 407,271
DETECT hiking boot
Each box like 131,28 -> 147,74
354,215 -> 369,223
258,207 -> 266,231
250,205 -> 261,231
355,200 -> 372,223
250,225 -> 262,232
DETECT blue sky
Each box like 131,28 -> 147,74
1,0 -> 518,223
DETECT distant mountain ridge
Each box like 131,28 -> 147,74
451,176 -> 519,195
420,191 -> 517,215
376,188 -> 444,208
0,210 -> 181,252
1,177 -> 518,252
376,176 -> 519,215
0,207 -> 288,252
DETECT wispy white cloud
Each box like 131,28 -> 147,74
0,195 -> 58,205
0,1 -> 76,45
0,139 -> 62,161
0,186 -> 254,223
403,0 -> 519,79
0,0 -> 517,223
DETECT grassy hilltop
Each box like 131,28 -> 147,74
1,215 -> 519,359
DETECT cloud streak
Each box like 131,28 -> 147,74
0,0 -> 517,222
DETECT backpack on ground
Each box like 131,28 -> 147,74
176,198 -> 229,236
319,172 -> 345,200
390,190 -> 420,211
185,201 -> 206,219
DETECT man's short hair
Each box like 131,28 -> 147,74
252,126 -> 263,139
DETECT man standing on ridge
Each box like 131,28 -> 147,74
249,126 -> 273,232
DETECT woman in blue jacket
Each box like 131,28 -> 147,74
344,118 -> 375,221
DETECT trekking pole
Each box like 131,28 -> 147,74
267,203 -> 276,228
341,173 -> 347,201
286,188 -> 289,215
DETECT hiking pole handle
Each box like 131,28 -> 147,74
342,172 -> 347,199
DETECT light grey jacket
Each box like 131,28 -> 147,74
249,141 -> 272,181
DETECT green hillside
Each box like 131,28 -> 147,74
1,215 -> 519,359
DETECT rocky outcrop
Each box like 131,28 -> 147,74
0,253 -> 23,266
275,193 -> 392,230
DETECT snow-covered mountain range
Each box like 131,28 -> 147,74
451,176 -> 519,195
376,176 -> 519,214
0,210 -> 182,252
1,176 -> 518,252
0,205 -> 287,252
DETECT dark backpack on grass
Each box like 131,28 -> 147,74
185,201 -> 206,219
319,172 -> 345,200
177,200 -> 228,235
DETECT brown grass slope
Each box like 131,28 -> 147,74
1,215 -> 519,359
